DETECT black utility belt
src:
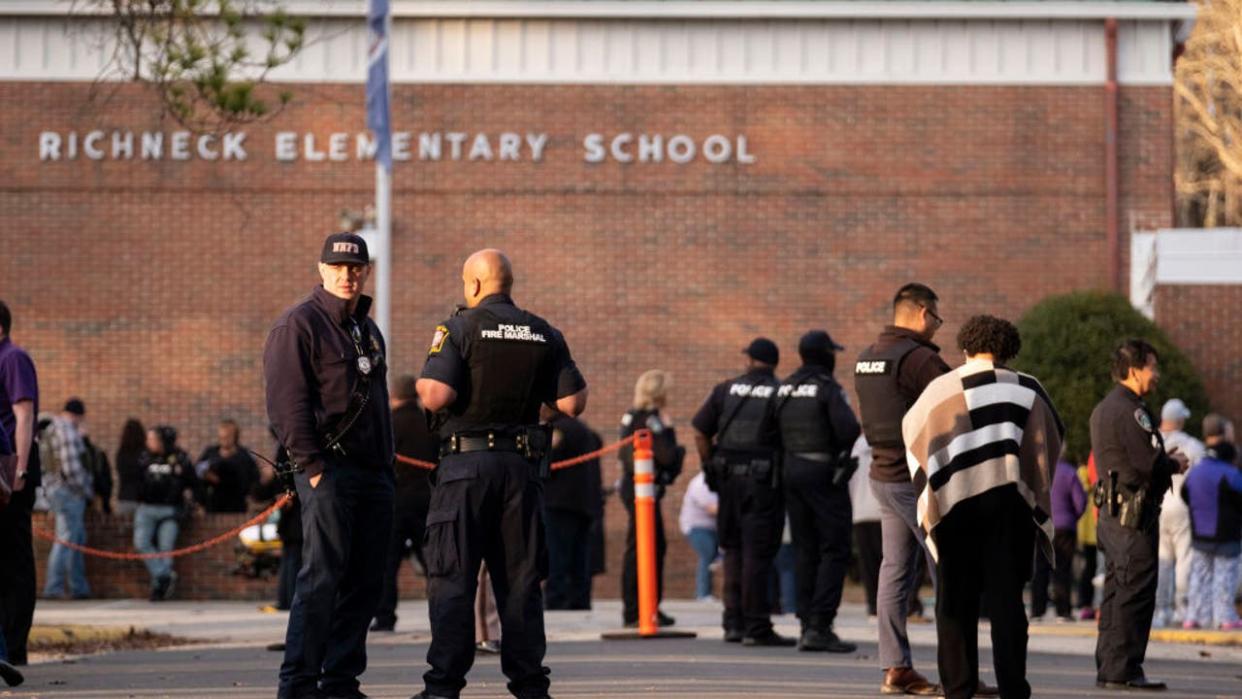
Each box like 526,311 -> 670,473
441,430 -> 546,457
1093,473 -> 1156,530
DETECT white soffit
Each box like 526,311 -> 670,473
0,2 -> 1190,85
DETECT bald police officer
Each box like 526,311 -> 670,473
774,330 -> 861,653
265,232 -> 395,699
692,338 -> 792,647
415,249 -> 587,699
1091,339 -> 1189,691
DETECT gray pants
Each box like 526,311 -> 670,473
871,478 -> 937,669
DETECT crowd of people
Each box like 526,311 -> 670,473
4,248 -> 1242,698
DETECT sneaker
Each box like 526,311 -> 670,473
657,611 -> 676,627
1079,608 -> 1097,621
1182,620 -> 1200,630
162,571 -> 178,600
723,628 -> 744,643
1218,620 -> 1242,630
150,575 -> 170,602
475,640 -> 501,654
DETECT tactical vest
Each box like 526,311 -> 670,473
716,374 -> 779,456
440,304 -> 555,436
854,337 -> 921,450
776,369 -> 837,454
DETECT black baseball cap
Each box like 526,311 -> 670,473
320,232 -> 370,265
743,337 -> 780,366
63,398 -> 86,416
799,330 -> 845,356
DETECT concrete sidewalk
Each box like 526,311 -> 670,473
31,598 -> 1242,664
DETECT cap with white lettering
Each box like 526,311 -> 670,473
320,232 -> 370,265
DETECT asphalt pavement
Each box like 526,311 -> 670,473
10,599 -> 1242,698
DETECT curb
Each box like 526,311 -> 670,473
1028,622 -> 1242,647
28,625 -> 141,646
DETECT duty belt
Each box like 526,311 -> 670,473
441,431 -> 527,457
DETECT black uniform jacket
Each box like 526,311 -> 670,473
1090,384 -> 1178,496
264,285 -> 394,478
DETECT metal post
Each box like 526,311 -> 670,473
374,163 -> 392,343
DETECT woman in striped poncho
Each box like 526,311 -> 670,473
902,315 -> 1064,699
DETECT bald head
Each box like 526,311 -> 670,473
462,248 -> 515,308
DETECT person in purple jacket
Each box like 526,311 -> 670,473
1031,456 -> 1087,621
1181,414 -> 1242,630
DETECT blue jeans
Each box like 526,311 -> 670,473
43,489 -> 91,598
133,504 -> 180,585
686,527 -> 719,599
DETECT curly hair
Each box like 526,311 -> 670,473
957,315 -> 1021,363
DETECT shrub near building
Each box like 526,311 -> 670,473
1012,292 -> 1210,465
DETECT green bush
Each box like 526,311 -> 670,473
1010,291 -> 1210,464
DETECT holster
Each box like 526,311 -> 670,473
831,453 -> 860,487
1097,471 -> 1152,530
521,425 -> 553,479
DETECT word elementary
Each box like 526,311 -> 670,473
37,130 -> 756,165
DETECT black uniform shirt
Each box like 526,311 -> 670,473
264,286 -> 394,478
775,364 -> 861,454
420,293 -> 585,433
691,367 -> 781,451
1090,384 -> 1177,495
545,414 -> 603,515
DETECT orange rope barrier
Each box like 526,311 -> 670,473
32,494 -> 292,561
394,433 -> 636,472
43,433 -> 633,559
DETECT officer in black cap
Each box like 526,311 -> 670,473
691,337 -> 792,646
774,330 -> 861,653
414,249 -> 587,699
264,231 -> 395,699
1091,339 -> 1189,691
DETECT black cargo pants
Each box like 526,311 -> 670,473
783,454 -> 853,631
422,452 -> 550,699
717,469 -> 785,638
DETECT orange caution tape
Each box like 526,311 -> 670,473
394,433 -> 636,472
32,494 -> 292,561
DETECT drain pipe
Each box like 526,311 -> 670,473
1105,17 -> 1121,292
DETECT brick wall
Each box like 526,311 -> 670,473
3,80 -> 1180,599
1155,284 -> 1242,427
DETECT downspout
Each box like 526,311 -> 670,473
1105,17 -> 1121,292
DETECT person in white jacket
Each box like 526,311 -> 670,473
680,471 -> 720,601
1155,399 -> 1205,628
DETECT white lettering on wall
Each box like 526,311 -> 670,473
222,133 -> 247,160
328,133 -> 348,162
196,134 -> 219,161
142,132 -> 163,160
39,132 -> 61,161
303,133 -> 325,162
170,131 -> 191,160
418,133 -> 440,161
392,131 -> 412,161
275,132 -> 297,161
583,133 -> 605,163
112,131 -> 134,160
526,133 -> 548,162
83,130 -> 105,160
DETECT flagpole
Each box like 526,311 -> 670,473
366,0 -> 393,345
375,162 -> 391,342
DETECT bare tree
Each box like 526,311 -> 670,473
1175,0 -> 1242,227
78,0 -> 306,133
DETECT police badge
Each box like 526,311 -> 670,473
357,355 -> 373,376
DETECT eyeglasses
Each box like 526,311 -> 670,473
921,305 -> 944,327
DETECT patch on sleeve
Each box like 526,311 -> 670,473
1134,408 -> 1153,433
620,413 -> 633,427
428,325 -> 449,355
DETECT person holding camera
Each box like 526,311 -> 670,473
1090,339 -> 1190,691
618,370 -> 684,627
692,338 -> 791,647
773,330 -> 861,653
415,249 -> 587,699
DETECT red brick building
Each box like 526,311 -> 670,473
1,1 -> 1218,600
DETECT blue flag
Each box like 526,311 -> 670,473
366,0 -> 391,171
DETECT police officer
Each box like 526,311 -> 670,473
854,283 -> 961,696
774,330 -> 861,653
691,338 -> 791,646
264,231 -> 395,699
414,249 -> 587,699
372,375 -> 438,632
1091,339 -> 1189,691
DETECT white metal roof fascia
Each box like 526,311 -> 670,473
1,1 -> 1197,22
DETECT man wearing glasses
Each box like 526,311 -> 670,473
855,284 -> 997,696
